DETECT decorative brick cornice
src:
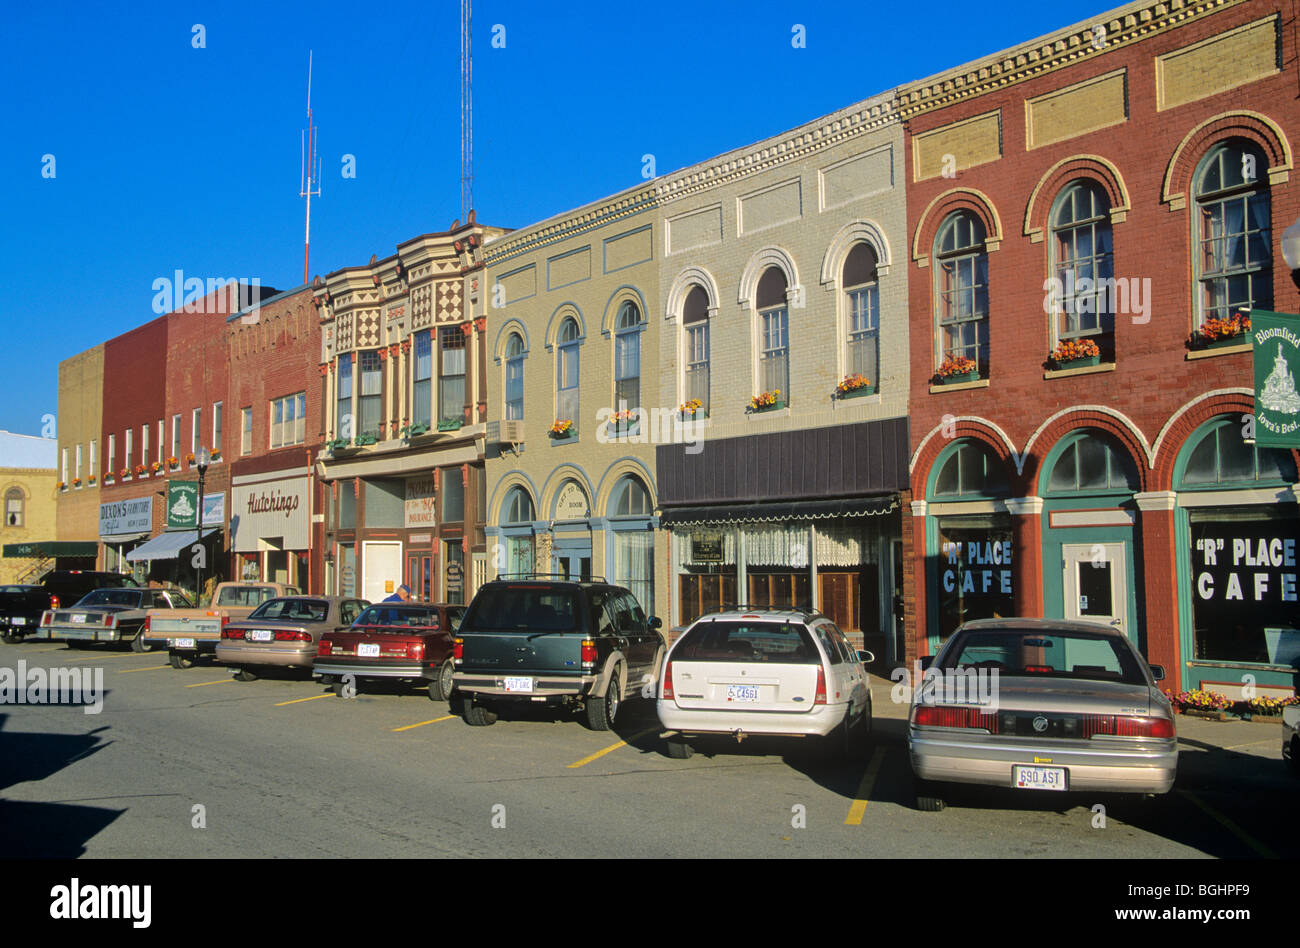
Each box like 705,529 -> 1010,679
482,187 -> 658,264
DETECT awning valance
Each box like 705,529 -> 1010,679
2,541 -> 99,559
125,528 -> 220,562
658,495 -> 898,526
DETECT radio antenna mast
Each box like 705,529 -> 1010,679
301,50 -> 322,284
460,0 -> 473,220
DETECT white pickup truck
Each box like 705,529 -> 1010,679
143,581 -> 299,668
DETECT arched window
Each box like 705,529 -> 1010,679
1179,416 -> 1296,487
683,286 -> 710,413
932,440 -> 1008,498
1050,181 -> 1113,353
844,243 -> 880,384
556,317 -> 581,424
4,488 -> 22,528
504,332 -> 524,421
614,302 -> 642,413
611,475 -> 652,517
756,267 -> 789,400
609,474 -> 654,614
1045,431 -> 1138,494
499,486 -> 535,577
934,211 -> 988,374
1194,139 -> 1272,327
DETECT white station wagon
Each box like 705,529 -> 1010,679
656,608 -> 874,759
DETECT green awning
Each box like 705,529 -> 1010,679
2,541 -> 99,559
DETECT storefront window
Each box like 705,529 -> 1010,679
677,528 -> 736,626
936,515 -> 1014,643
442,469 -> 465,524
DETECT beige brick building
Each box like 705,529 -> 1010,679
1,432 -> 60,584
54,344 -> 105,563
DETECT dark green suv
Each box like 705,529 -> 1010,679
451,576 -> 665,730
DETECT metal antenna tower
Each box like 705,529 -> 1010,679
301,50 -> 322,284
460,0 -> 473,220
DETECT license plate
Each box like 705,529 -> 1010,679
1013,765 -> 1067,791
249,630 -> 273,642
11,617 -> 25,625
504,676 -> 534,693
71,615 -> 86,623
358,643 -> 380,658
175,638 -> 196,649
727,684 -> 760,702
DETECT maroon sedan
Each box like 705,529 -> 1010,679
314,602 -> 466,701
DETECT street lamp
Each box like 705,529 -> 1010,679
195,446 -> 210,603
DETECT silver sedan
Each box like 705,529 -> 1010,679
908,618 -> 1177,810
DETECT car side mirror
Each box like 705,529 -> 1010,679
857,649 -> 875,664
1149,664 -> 1165,681
649,616 -> 662,630
919,655 -> 935,671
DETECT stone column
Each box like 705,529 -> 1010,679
1004,496 -> 1044,617
1135,491 -> 1180,689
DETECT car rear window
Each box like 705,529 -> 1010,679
76,589 -> 143,608
354,605 -> 441,629
464,587 -> 579,632
674,621 -> 821,664
940,628 -> 1146,684
249,599 -> 329,622
217,586 -> 278,607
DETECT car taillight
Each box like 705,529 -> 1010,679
1081,714 -> 1174,739
274,631 -> 311,642
318,639 -> 332,656
41,612 -> 52,626
814,666 -> 827,705
102,614 -> 114,627
581,639 -> 598,669
408,643 -> 425,661
662,660 -> 674,700
913,705 -> 1000,732
50,596 -> 60,609
143,616 -> 151,634
452,637 -> 463,663
221,616 -> 229,629
222,628 -> 245,640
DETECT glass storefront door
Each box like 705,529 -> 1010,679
1062,541 -> 1128,637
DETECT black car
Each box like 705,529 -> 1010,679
0,571 -> 138,643
451,575 -> 665,730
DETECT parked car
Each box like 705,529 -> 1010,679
0,571 -> 138,643
143,581 -> 300,668
656,608 -> 873,759
452,576 -> 665,729
1283,704 -> 1300,774
908,618 -> 1178,811
34,586 -> 193,648
217,596 -> 369,681
313,602 -> 465,700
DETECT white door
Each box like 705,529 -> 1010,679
1062,542 -> 1128,637
362,541 -> 403,603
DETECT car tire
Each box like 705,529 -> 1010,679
2,631 -> 21,645
318,674 -> 337,685
464,701 -> 497,726
131,630 -> 147,653
427,659 -> 455,702
585,667 -> 621,731
233,667 -> 258,682
666,739 -> 693,760
914,779 -> 946,812
824,712 -> 858,760
168,651 -> 193,669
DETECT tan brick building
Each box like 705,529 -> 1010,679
1,432 -> 60,584
54,344 -> 105,565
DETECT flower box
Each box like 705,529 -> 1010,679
1180,707 -> 1228,721
679,409 -> 708,421
437,419 -> 463,432
838,383 -> 876,399
549,428 -> 576,440
1055,354 -> 1100,369
938,371 -> 979,385
404,423 -> 430,438
326,438 -> 351,451
355,434 -> 378,446
1199,334 -> 1249,350
749,399 -> 786,413
549,420 -> 575,440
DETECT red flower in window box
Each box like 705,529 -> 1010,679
937,356 -> 978,379
1050,338 -> 1101,365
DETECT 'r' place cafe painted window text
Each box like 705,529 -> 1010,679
941,539 -> 1013,595
1195,532 -> 1298,602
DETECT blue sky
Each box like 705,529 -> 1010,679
0,0 -> 1110,436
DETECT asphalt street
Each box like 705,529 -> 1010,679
0,639 -> 1294,859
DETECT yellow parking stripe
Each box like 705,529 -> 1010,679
567,728 -> 657,769
276,693 -> 337,707
61,652 -> 149,662
391,715 -> 455,732
1179,789 -> 1277,859
185,678 -> 235,688
118,665 -> 170,674
844,746 -> 886,825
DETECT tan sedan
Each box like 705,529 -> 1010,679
908,618 -> 1177,810
216,596 -> 369,681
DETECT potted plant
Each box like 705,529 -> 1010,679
88,475 -> 96,486
549,419 -> 575,440
403,423 -> 430,438
1193,311 -> 1251,350
72,477 -> 82,488
103,470 -> 114,484
56,481 -> 66,491
119,468 -> 130,480
936,355 -> 979,384
608,408 -> 638,435
355,434 -> 378,446
133,464 -> 146,477
326,437 -> 351,451
748,389 -> 784,413
210,450 -> 222,461
436,418 -> 463,432
836,373 -> 875,399
1050,337 -> 1101,369
1166,688 -> 1232,720
185,452 -> 196,467
679,398 -> 705,420
150,461 -> 163,473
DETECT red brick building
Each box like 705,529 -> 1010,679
901,0 -> 1300,697
225,285 -> 322,591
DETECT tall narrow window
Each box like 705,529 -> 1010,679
614,302 -> 642,413
89,439 -> 97,479
843,243 -> 880,384
108,434 -> 115,474
556,317 -> 580,424
5,488 -> 23,528
504,332 -> 524,421
358,349 -> 382,440
337,352 -> 354,440
61,448 -> 68,485
192,408 -> 202,453
213,402 -> 223,455
438,328 -> 466,427
1050,180 -> 1113,352
75,443 -> 82,480
683,286 -> 710,413
241,407 -> 253,456
141,425 -> 149,467
125,428 -> 133,472
756,267 -> 789,400
412,330 -> 432,428
1195,139 -> 1272,326
935,211 -> 989,373
171,414 -> 181,461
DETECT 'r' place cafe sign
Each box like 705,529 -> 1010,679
941,540 -> 1013,595
1195,532 -> 1298,602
